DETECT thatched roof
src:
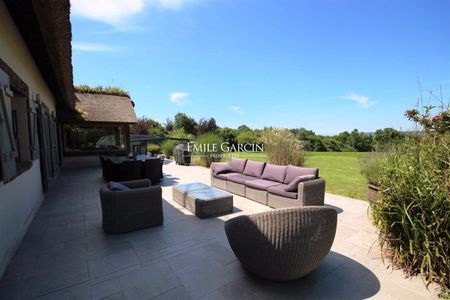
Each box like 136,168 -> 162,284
75,93 -> 137,124
4,0 -> 74,109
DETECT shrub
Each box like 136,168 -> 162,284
261,128 -> 305,166
160,140 -> 178,158
372,103 -> 450,295
193,133 -> 224,167
359,152 -> 386,186
147,143 -> 160,154
236,130 -> 261,145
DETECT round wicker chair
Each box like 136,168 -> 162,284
224,206 -> 337,281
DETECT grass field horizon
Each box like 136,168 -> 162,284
222,151 -> 368,200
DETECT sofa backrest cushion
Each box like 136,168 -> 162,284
229,158 -> 248,173
211,163 -> 233,175
261,164 -> 287,183
243,160 -> 266,178
284,175 -> 316,192
107,181 -> 130,191
284,165 -> 319,184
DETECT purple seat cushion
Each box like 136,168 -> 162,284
107,181 -> 130,191
229,158 -> 247,173
211,163 -> 233,176
284,165 -> 319,184
284,174 -> 316,192
243,161 -> 266,178
215,172 -> 242,180
245,179 -> 281,191
227,174 -> 258,184
261,164 -> 287,183
267,184 -> 298,199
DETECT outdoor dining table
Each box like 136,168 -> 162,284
107,155 -> 161,164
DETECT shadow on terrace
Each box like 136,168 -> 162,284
0,164 -> 380,299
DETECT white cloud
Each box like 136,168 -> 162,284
170,92 -> 190,105
71,0 -> 196,27
156,0 -> 195,9
72,42 -> 116,52
71,0 -> 146,27
229,106 -> 245,115
342,92 -> 375,108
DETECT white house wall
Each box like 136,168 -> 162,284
0,0 -> 57,277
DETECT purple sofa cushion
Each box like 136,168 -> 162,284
267,184 -> 298,199
227,174 -> 258,184
211,163 -> 233,176
215,172 -> 242,180
284,165 -> 318,184
229,158 -> 247,173
245,179 -> 281,191
261,164 -> 287,183
243,161 -> 266,178
284,174 -> 316,192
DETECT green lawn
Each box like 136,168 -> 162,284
223,152 -> 369,200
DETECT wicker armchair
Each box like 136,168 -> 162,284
224,206 -> 337,281
99,179 -> 163,234
118,160 -> 143,181
142,159 -> 162,185
99,155 -> 106,178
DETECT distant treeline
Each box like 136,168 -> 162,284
130,113 -> 406,152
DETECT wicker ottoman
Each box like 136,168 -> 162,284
172,182 -> 211,206
186,188 -> 233,218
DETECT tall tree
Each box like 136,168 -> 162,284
197,117 -> 219,135
237,124 -> 251,132
218,127 -> 238,144
129,117 -> 166,136
174,113 -> 198,135
164,118 -> 174,132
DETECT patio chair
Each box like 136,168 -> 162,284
119,160 -> 143,181
99,155 -> 106,178
142,159 -> 162,185
224,206 -> 337,281
103,158 -> 118,181
99,179 -> 163,234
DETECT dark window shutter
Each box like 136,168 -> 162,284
50,114 -> 59,173
0,69 -> 17,182
27,99 -> 39,160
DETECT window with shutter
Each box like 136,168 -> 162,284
27,98 -> 39,160
0,69 -> 17,182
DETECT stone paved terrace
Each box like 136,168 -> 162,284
0,160 -> 440,299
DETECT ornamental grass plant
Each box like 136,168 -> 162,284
372,103 -> 450,296
261,129 -> 305,166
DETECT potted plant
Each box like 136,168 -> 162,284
360,153 -> 385,205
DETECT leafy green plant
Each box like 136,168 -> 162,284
405,104 -> 450,134
193,133 -> 224,167
261,128 -> 305,166
75,84 -> 130,97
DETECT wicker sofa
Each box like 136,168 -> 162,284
224,206 -> 337,281
211,158 -> 325,208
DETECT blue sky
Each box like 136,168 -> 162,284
70,0 -> 450,134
